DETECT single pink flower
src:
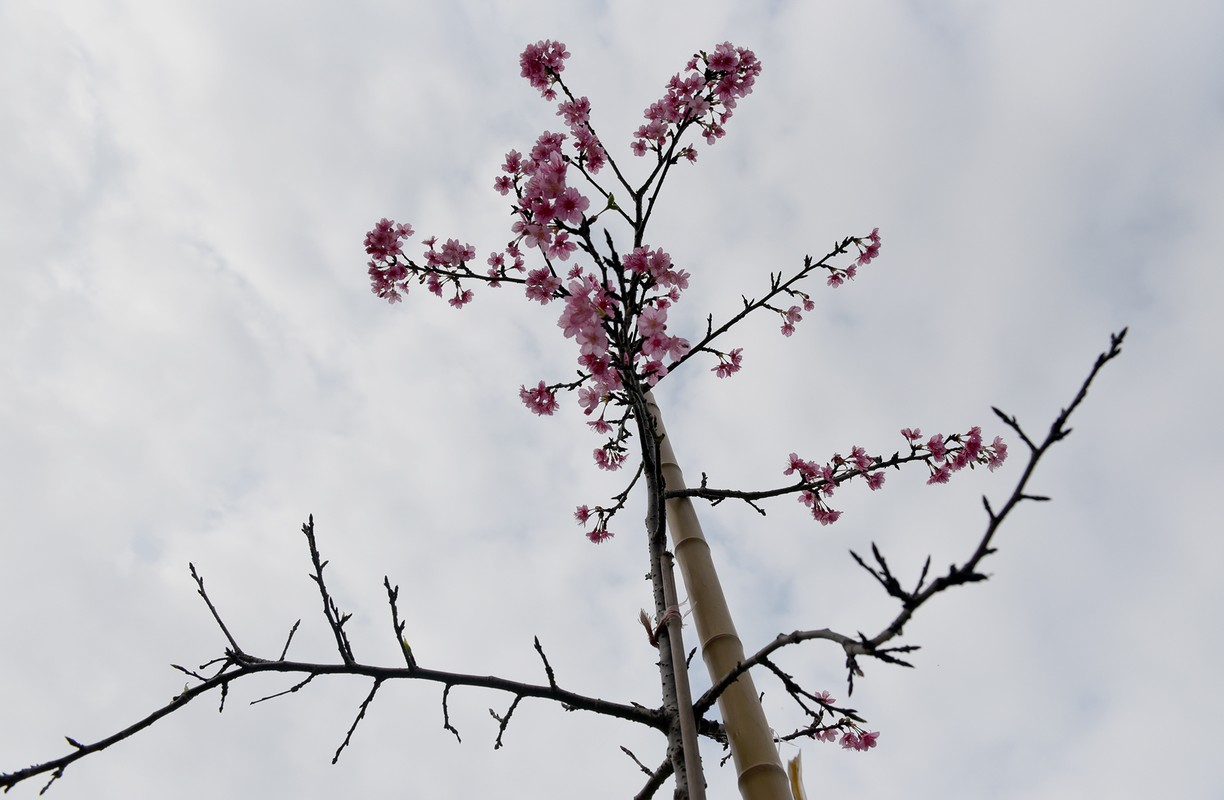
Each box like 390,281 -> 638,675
987,436 -> 1008,471
927,463 -> 952,485
849,445 -> 872,471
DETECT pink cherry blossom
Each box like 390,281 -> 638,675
638,304 -> 668,338
849,445 -> 872,472
987,436 -> 1009,471
556,96 -> 591,127
364,218 -> 413,261
593,446 -> 627,471
587,526 -> 614,544
857,228 -> 882,266
525,268 -> 561,304
812,506 -> 842,526
784,453 -> 820,482
712,348 -> 743,378
840,730 -> 880,751
779,305 -> 803,337
927,463 -> 952,485
520,40 -> 570,98
519,381 -> 558,416
577,385 -> 604,415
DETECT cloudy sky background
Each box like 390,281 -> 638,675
2,1 -> 1221,797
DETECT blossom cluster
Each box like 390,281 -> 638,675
825,227 -> 882,288
769,228 -> 882,337
806,692 -> 880,751
535,243 -> 693,435
365,219 -> 481,307
519,39 -> 571,100
784,425 -> 1007,527
785,445 -> 886,526
632,42 -> 762,160
574,503 -> 615,544
496,132 -> 594,261
812,725 -> 880,750
901,425 -> 1008,484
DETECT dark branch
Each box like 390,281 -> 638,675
694,328 -> 1126,702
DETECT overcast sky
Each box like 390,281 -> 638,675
2,1 -> 1221,798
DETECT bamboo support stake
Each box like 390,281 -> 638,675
645,394 -> 791,800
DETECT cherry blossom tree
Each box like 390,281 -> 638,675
1,40 -> 1124,800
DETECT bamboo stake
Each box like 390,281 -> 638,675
645,394 -> 791,800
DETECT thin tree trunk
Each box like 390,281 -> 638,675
645,393 -> 792,800
661,550 -> 705,800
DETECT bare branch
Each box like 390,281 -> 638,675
333,679 -> 383,764
534,637 -> 558,690
301,515 -> 356,665
694,328 -> 1126,702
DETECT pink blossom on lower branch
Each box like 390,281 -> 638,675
839,731 -> 880,751
927,463 -> 953,485
812,506 -> 842,525
364,218 -> 413,261
574,504 -> 614,543
987,436 -> 1008,470
912,426 -> 1009,482
586,524 -> 614,544
711,347 -> 743,378
519,381 -> 558,416
593,445 -> 627,471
